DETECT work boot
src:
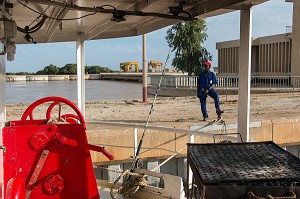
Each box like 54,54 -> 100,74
216,109 -> 223,120
202,118 -> 207,121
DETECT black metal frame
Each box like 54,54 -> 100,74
187,141 -> 300,199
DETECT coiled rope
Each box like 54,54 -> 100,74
93,165 -> 148,199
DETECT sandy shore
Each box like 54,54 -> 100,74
5,92 -> 300,129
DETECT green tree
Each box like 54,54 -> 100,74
35,64 -> 59,75
85,65 -> 114,74
7,72 -> 34,75
85,66 -> 101,74
36,70 -> 45,75
166,20 -> 212,75
101,67 -> 114,73
58,63 -> 77,75
44,64 -> 59,75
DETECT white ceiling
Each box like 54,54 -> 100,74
3,0 -> 267,44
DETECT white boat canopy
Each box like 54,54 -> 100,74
2,0 -> 266,44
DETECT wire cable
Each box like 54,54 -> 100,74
17,0 -> 97,21
131,35 -> 175,170
16,0 -> 196,21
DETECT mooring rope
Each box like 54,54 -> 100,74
108,35 -> 175,199
132,47 -> 172,169
110,170 -> 148,199
93,165 -> 148,199
107,31 -> 231,198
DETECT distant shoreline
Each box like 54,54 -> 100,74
6,73 -> 147,82
6,73 -> 181,82
6,74 -> 101,82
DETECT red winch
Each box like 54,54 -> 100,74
1,96 -> 114,199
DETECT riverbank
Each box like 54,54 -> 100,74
6,74 -> 104,81
6,73 -> 181,82
6,92 -> 300,129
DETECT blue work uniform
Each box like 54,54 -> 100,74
197,71 -> 220,119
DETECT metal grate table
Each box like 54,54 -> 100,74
187,141 -> 300,199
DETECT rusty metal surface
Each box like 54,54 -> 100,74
187,142 -> 300,185
203,185 -> 299,199
26,150 -> 49,199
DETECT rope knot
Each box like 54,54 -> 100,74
110,170 -> 148,199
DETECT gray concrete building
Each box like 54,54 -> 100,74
216,33 -> 292,76
216,0 -> 298,77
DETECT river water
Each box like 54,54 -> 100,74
6,80 -> 142,104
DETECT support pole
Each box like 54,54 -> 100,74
291,0 -> 300,86
133,128 -> 138,157
142,34 -> 148,103
238,8 -> 252,142
76,32 -> 85,117
186,133 -> 194,198
0,42 -> 6,199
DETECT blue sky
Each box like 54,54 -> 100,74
7,0 -> 293,73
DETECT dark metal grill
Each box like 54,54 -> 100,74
188,141 -> 300,185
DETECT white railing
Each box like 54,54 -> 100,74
148,75 -> 300,89
148,75 -> 197,88
87,119 -> 240,189
87,121 -> 238,158
217,76 -> 239,88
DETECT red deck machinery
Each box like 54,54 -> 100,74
1,96 -> 114,199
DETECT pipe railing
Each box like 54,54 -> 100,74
87,121 -> 238,158
148,75 -> 300,89
87,121 -> 256,187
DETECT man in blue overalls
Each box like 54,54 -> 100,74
197,61 -> 223,121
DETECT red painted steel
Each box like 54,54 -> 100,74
26,150 -> 49,198
60,114 -> 80,124
2,96 -> 114,199
44,175 -> 64,195
5,178 -> 25,199
57,135 -> 114,160
20,96 -> 86,129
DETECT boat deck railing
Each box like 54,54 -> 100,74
86,121 -> 253,166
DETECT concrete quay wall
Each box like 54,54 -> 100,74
6,74 -> 102,81
87,117 -> 300,164
89,118 -> 300,184
6,73 -> 177,82
6,73 -> 182,82
98,73 -> 183,82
